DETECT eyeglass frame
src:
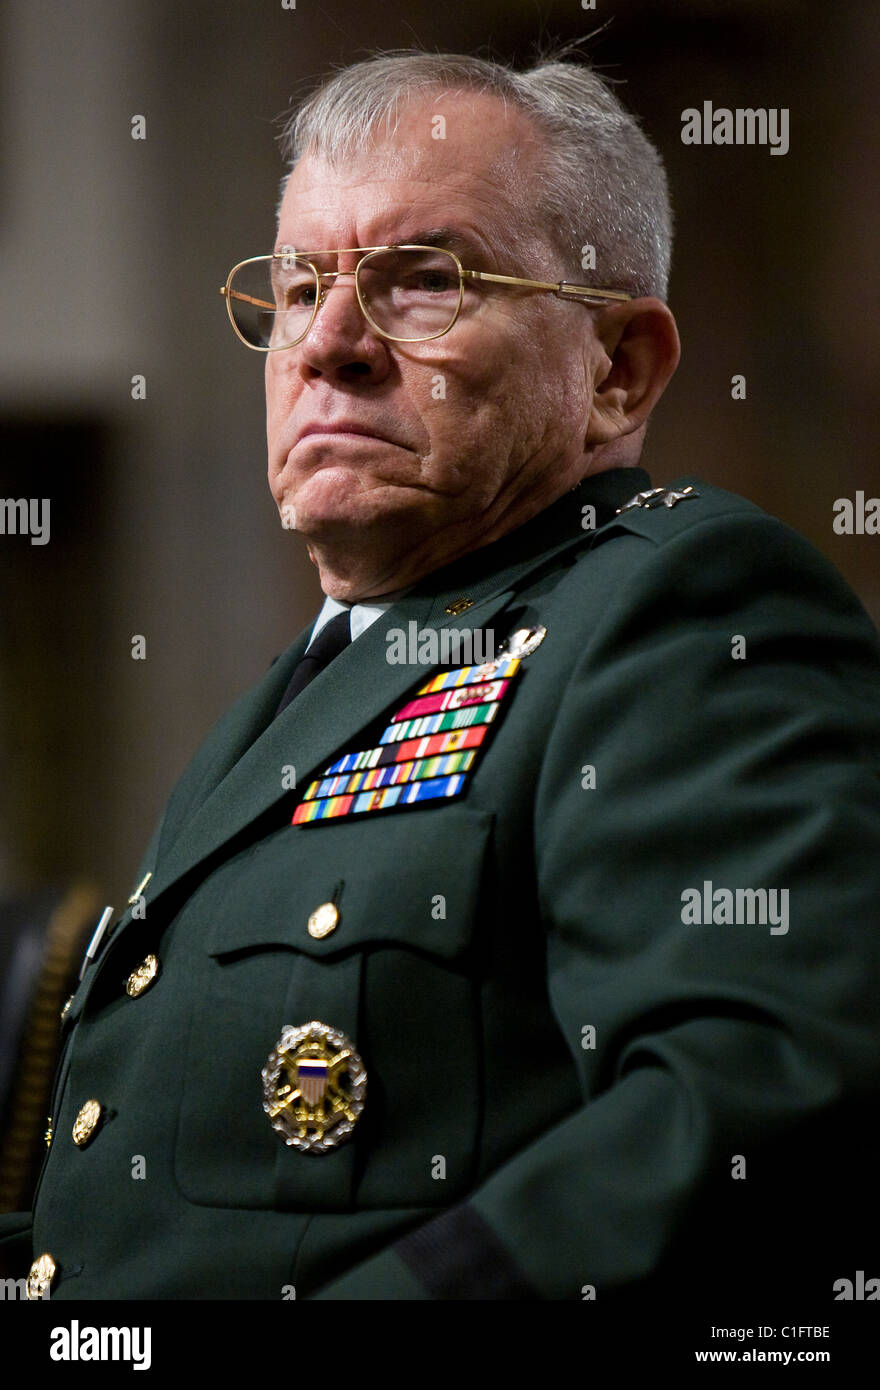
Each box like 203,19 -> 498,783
219,244 -> 633,350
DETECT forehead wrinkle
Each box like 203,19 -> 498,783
284,125 -> 554,272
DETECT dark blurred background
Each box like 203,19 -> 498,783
1,0 -> 878,912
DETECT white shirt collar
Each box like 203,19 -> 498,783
306,588 -> 408,650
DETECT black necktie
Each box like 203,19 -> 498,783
275,610 -> 352,715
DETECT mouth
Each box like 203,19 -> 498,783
296,423 -> 404,448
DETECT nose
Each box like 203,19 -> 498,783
296,270 -> 392,383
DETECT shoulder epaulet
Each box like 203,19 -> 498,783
596,475 -> 767,547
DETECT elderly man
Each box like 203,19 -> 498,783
3,51 -> 879,1309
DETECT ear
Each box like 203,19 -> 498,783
585,298 -> 680,446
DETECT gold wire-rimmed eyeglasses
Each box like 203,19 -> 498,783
219,244 -> 632,350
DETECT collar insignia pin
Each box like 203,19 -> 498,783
616,485 -> 699,514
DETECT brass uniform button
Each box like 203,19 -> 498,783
307,903 -> 339,939
27,1253 -> 56,1300
60,993 -> 75,1021
126,953 -> 159,997
72,1099 -> 103,1148
44,1117 -> 53,1148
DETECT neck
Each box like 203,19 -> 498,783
308,458 -> 640,602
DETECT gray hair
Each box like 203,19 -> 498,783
277,51 -> 673,299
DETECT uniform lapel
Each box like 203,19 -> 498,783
162,627 -> 312,829
133,586 -> 515,921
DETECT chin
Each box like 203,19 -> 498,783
296,505 -> 411,543
293,472 -> 434,533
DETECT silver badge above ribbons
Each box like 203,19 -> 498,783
473,624 -> 546,679
502,625 -> 547,659
616,485 -> 699,514
262,1021 -> 367,1154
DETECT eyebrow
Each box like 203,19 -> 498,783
276,227 -> 479,257
397,227 -> 477,256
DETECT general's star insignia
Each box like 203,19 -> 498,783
616,485 -> 699,513
262,1021 -> 367,1153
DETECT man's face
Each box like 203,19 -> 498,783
267,90 -> 608,598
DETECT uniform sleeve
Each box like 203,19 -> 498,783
310,513 -> 880,1301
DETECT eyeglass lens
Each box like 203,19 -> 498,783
228,247 -> 463,347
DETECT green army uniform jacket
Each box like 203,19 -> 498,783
2,465 -> 880,1303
